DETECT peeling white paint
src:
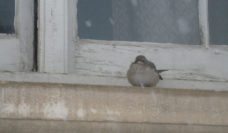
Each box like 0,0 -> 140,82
77,108 -> 86,119
43,101 -> 68,120
0,0 -> 34,72
74,40 -> 228,83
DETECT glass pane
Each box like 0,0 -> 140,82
0,0 -> 15,34
209,0 -> 228,45
78,0 -> 200,45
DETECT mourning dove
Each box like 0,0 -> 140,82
127,55 -> 167,87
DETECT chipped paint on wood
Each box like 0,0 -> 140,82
39,0 -> 77,73
0,0 -> 34,71
73,40 -> 228,82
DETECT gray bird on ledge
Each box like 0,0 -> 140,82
127,55 -> 167,87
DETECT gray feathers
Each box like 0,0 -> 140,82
127,55 -> 167,87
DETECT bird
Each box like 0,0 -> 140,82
127,55 -> 167,87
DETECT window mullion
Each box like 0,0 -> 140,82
199,0 -> 210,48
38,0 -> 76,73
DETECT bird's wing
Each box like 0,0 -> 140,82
157,69 -> 168,73
147,61 -> 167,80
159,74 -> 163,80
147,61 -> 157,70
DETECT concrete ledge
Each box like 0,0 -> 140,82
0,81 -> 228,126
0,72 -> 228,91
1,119 -> 228,133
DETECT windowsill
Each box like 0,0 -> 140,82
0,34 -> 16,39
1,119 -> 228,133
0,79 -> 228,126
0,72 -> 227,91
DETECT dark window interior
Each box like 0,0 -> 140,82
0,0 -> 15,34
209,0 -> 228,45
77,0 -> 201,45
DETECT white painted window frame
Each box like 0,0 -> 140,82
0,0 -> 34,72
38,0 -> 228,89
38,0 -> 76,73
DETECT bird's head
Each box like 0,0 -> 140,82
134,55 -> 147,64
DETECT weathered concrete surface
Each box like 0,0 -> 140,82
0,81 -> 228,126
1,119 -> 228,133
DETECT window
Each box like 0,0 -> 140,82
209,0 -> 228,45
0,0 -> 15,33
0,0 -> 34,72
38,0 -> 228,89
78,0 -> 201,45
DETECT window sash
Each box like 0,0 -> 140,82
0,0 -> 34,72
199,0 -> 209,48
38,0 -> 228,87
38,0 -> 76,73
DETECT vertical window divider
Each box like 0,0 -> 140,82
38,0 -> 76,73
199,0 -> 210,48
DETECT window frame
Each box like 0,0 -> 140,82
38,0 -> 228,89
0,0 -> 34,72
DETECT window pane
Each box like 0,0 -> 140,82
78,0 -> 200,45
0,0 -> 15,34
209,0 -> 228,45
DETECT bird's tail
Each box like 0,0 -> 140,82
157,69 -> 168,73
158,70 -> 168,80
